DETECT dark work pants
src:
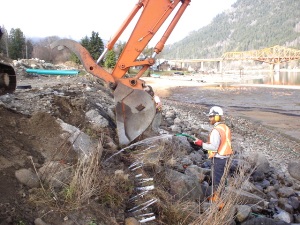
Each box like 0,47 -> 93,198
213,157 -> 228,191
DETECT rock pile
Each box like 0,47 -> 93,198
0,74 -> 300,224
154,100 -> 300,224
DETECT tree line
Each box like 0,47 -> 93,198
0,26 -> 125,69
0,27 -> 33,60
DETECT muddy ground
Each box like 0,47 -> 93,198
0,72 -> 300,224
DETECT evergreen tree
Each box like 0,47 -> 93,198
115,41 -> 126,59
70,53 -> 80,64
88,31 -> 104,61
8,28 -> 26,60
73,36 -> 90,64
71,32 -> 104,65
104,50 -> 116,68
80,36 -> 89,50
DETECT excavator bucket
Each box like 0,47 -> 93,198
114,82 -> 156,146
50,39 -> 156,145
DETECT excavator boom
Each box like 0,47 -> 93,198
51,0 -> 191,145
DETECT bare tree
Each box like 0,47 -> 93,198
32,36 -> 71,63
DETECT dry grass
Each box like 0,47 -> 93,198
133,138 -> 255,225
28,136 -> 129,224
96,170 -> 134,210
65,140 -> 103,205
29,137 -> 104,210
29,131 -> 256,225
127,141 -> 200,224
153,188 -> 199,225
190,156 -> 254,225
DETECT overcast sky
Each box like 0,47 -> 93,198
1,0 -> 236,46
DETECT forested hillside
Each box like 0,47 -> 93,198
160,0 -> 300,59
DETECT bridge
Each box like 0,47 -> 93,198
167,45 -> 300,72
222,45 -> 300,64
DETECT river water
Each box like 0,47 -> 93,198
145,73 -> 300,142
245,71 -> 300,86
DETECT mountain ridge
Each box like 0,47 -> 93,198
160,0 -> 300,59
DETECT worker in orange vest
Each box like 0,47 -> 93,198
193,106 -> 233,203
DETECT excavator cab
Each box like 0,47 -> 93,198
51,0 -> 190,145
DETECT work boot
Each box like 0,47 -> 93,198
208,193 -> 225,210
207,193 -> 219,202
218,202 -> 225,210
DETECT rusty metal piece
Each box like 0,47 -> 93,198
136,104 -> 146,111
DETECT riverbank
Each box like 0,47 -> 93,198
1,73 -> 300,224
144,75 -> 300,143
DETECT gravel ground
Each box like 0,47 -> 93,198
0,73 -> 299,224
144,74 -> 300,172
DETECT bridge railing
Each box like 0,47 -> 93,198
221,45 -> 300,64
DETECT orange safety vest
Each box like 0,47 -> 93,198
207,124 -> 233,158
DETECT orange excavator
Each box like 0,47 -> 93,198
51,0 -> 191,145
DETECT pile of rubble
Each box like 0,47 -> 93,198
12,58 -> 81,77
0,73 -> 300,224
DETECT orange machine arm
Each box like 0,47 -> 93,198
107,0 -> 191,89
51,0 -> 191,146
51,0 -> 190,90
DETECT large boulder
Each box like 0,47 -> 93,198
288,161 -> 300,181
235,205 -> 251,223
85,109 -> 109,129
184,165 -> 210,183
58,119 -> 98,156
166,169 -> 204,201
241,217 -> 290,225
38,161 -> 72,189
15,168 -> 40,188
227,187 -> 268,208
255,153 -> 271,173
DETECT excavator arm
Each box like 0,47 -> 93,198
51,0 -> 191,145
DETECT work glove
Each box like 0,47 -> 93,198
193,138 -> 203,146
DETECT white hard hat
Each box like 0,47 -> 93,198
207,106 -> 223,116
